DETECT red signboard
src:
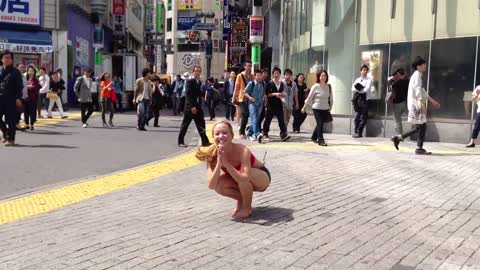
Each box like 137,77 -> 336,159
112,0 -> 126,15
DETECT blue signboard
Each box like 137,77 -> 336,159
177,17 -> 201,31
0,0 -> 42,27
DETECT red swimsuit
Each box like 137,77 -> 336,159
221,153 -> 256,175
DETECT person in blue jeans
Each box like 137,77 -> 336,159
243,70 -> 265,143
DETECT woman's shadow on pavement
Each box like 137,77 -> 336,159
234,206 -> 294,225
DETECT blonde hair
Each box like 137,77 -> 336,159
195,120 -> 234,169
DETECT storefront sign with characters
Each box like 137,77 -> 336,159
0,42 -> 52,53
0,0 -> 42,26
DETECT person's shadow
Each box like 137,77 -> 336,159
235,207 -> 294,225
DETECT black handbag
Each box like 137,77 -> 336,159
325,84 -> 333,122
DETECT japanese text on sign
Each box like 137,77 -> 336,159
0,0 -> 41,26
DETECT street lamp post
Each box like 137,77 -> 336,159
195,11 -> 215,79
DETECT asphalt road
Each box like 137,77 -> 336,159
0,110 -> 199,200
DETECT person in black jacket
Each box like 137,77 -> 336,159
388,68 -> 409,135
262,67 -> 290,141
0,50 -> 24,146
178,65 -> 211,147
147,75 -> 164,127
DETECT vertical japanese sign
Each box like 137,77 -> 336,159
112,0 -> 126,35
144,0 -> 154,32
93,26 -> 104,49
112,0 -> 125,15
156,0 -> 164,33
0,0 -> 42,27
222,0 -> 229,41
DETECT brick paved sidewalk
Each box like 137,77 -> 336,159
1,131 -> 480,270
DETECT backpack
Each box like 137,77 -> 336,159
385,79 -> 395,104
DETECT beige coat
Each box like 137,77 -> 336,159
133,77 -> 153,103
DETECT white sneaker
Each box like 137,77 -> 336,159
82,123 -> 88,128
248,135 -> 257,141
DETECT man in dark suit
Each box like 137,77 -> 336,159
0,50 -> 24,146
224,71 -> 236,121
178,65 -> 210,147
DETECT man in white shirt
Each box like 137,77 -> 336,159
38,67 -> 50,118
466,85 -> 480,148
391,56 -> 440,155
351,64 -> 373,138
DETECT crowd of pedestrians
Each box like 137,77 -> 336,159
2,48 -> 480,154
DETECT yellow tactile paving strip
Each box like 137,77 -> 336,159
0,124 -> 212,226
251,142 -> 480,155
32,112 -> 83,127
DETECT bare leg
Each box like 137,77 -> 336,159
233,180 -> 254,219
215,175 -> 242,216
231,168 -> 270,219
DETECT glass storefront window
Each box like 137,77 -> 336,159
474,37 -> 480,118
428,37 -> 477,120
387,41 -> 430,116
358,44 -> 390,118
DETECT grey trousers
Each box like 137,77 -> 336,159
393,101 -> 407,135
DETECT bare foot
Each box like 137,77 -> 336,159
231,201 -> 242,217
232,209 -> 252,219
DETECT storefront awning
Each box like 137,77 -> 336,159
0,30 -> 53,54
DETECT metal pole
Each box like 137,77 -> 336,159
206,30 -> 212,79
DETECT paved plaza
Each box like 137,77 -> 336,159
1,118 -> 480,270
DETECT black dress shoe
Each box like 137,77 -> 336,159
352,133 -> 361,138
391,136 -> 401,151
466,143 -> 475,148
319,141 -> 328,147
415,148 -> 432,155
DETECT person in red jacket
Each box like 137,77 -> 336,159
25,65 -> 40,130
100,72 -> 116,128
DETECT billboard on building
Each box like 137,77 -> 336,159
178,0 -> 202,10
177,17 -> 201,31
249,16 -> 263,44
0,0 -> 42,27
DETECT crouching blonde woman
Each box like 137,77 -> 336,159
196,121 -> 271,219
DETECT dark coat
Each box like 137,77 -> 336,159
184,78 -> 203,113
0,65 -> 23,100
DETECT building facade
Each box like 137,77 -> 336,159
0,0 -> 60,74
161,0 -> 226,81
265,0 -> 480,143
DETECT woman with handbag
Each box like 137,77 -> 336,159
24,65 -> 40,130
302,70 -> 333,146
47,71 -> 67,119
100,72 -> 115,127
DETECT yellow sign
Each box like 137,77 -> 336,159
178,0 -> 202,10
